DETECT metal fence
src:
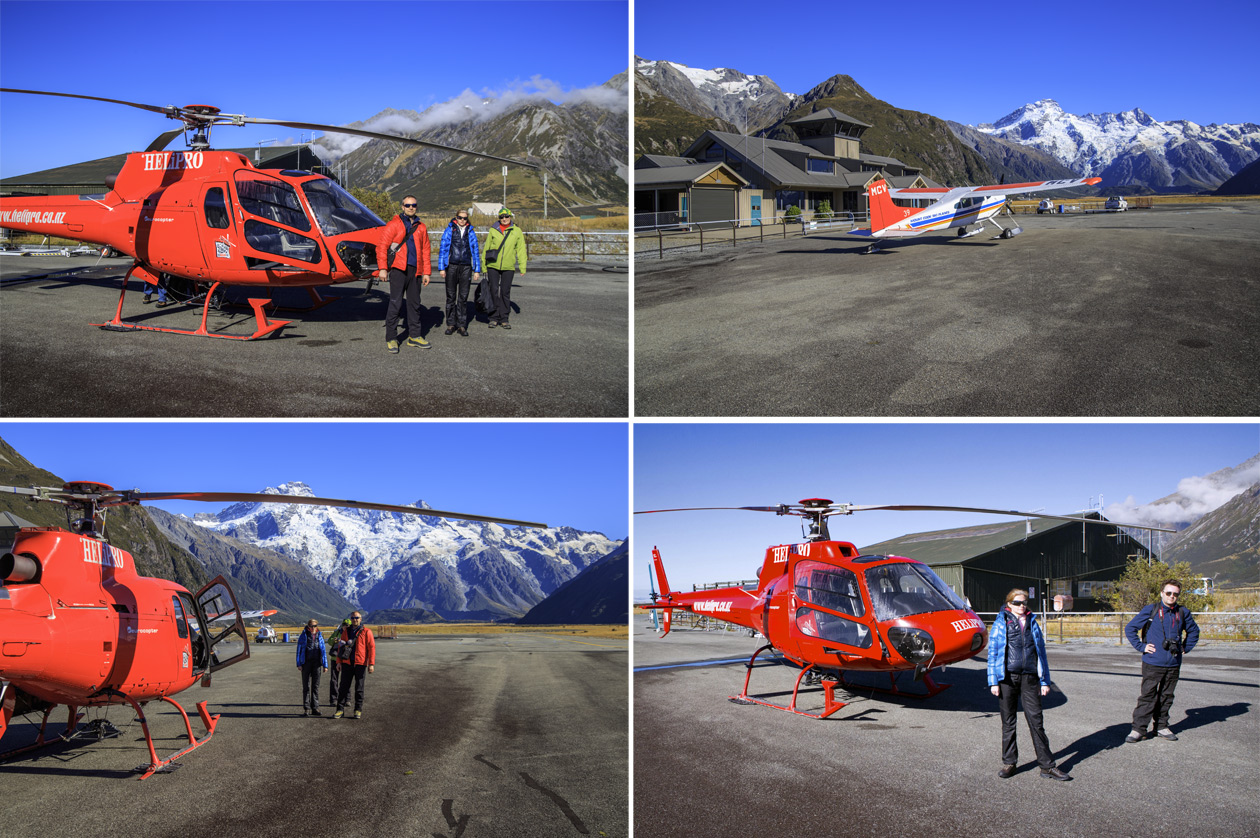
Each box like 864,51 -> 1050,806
634,212 -> 869,259
517,231 -> 628,261
978,611 -> 1260,643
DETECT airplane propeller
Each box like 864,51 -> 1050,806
1,87 -> 539,168
0,483 -> 546,530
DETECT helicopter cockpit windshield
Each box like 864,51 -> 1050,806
864,560 -> 968,622
301,178 -> 385,235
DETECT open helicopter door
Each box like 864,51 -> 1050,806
192,576 -> 250,684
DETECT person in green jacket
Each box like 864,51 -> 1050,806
483,207 -> 527,329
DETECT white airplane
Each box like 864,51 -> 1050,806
850,176 -> 1102,252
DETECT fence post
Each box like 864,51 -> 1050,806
699,226 -> 704,253
731,220 -> 737,248
658,228 -> 662,260
581,232 -> 586,263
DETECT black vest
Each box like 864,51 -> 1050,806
449,225 -> 472,265
1004,612 -> 1038,675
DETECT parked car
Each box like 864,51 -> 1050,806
1105,196 -> 1129,212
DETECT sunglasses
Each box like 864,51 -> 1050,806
1010,600 -> 1028,607
456,216 -> 469,221
351,616 -> 362,620
402,203 -> 417,208
1163,591 -> 1180,597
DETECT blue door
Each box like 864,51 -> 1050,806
750,195 -> 762,227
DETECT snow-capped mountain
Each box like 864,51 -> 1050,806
192,482 -> 623,619
975,99 -> 1260,192
635,57 -> 798,134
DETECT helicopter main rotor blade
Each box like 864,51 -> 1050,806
240,118 -> 539,169
125,491 -> 545,529
635,506 -> 786,514
145,129 -> 186,152
845,503 -> 1177,533
1,87 -> 176,117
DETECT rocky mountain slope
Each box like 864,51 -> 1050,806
1161,482 -> 1260,587
316,76 -> 628,213
518,541 -> 628,624
196,482 -> 624,620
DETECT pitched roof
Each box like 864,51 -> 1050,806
787,107 -> 872,129
859,513 -> 1109,566
684,130 -> 881,189
632,160 -> 747,187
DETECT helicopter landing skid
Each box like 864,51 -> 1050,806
838,668 -> 951,700
0,702 -> 85,762
115,692 -> 219,779
94,268 -> 290,340
728,645 -> 849,720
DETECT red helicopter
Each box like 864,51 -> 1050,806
0,481 -> 546,777
639,499 -> 1173,719
0,88 -> 539,340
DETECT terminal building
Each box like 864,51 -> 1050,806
861,512 -> 1152,613
634,108 -> 941,228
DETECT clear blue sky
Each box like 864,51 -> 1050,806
633,423 -> 1258,594
634,0 -> 1258,127
0,0 -> 629,177
1,422 -> 629,539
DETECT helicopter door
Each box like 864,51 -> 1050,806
790,560 -> 881,660
196,184 -> 242,269
192,576 -> 251,675
232,171 -> 326,273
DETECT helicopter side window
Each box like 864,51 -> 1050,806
794,560 -> 865,618
171,595 -> 189,639
796,606 -> 871,648
234,172 -> 312,232
243,220 -> 321,265
301,178 -> 385,235
204,187 -> 231,229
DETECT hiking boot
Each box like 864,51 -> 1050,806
354,710 -> 363,720
998,764 -> 1016,779
500,322 -> 511,330
1156,728 -> 1178,741
405,336 -> 430,349
1041,767 -> 1071,781
386,340 -> 399,354
1124,730 -> 1144,744
458,327 -> 468,336
332,709 -> 344,719
444,325 -> 457,335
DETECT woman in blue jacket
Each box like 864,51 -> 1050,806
987,589 -> 1071,781
295,619 -> 328,716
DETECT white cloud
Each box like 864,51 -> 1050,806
1104,460 -> 1260,528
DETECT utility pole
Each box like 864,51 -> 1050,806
543,171 -> 548,219
502,166 -> 507,208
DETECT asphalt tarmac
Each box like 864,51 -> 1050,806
0,256 -> 628,417
0,633 -> 628,838
635,204 -> 1260,416
633,623 -> 1260,838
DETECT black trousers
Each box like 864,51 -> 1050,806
998,672 -> 1055,768
337,663 -> 368,712
487,267 -> 514,323
1133,662 -> 1181,731
444,263 -> 472,328
327,661 -> 340,705
385,265 -> 423,342
301,659 -> 323,711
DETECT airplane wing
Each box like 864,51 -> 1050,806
889,176 -> 1100,200
213,608 -> 278,622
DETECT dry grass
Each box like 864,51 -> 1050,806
273,622 -> 626,639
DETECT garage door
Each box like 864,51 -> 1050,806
690,187 -> 736,229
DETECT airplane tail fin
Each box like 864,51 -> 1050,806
866,178 -> 917,234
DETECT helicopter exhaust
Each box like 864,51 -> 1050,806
0,552 -> 40,584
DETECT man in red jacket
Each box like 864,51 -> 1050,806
332,612 -> 376,719
376,195 -> 432,353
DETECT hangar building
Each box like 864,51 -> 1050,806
860,512 -> 1152,613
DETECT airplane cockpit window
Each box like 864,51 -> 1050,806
302,179 -> 385,236
234,172 -> 312,232
865,562 -> 968,621
204,187 -> 231,229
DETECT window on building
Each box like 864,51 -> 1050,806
807,158 -> 834,175
776,190 -> 804,211
704,145 -> 725,161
